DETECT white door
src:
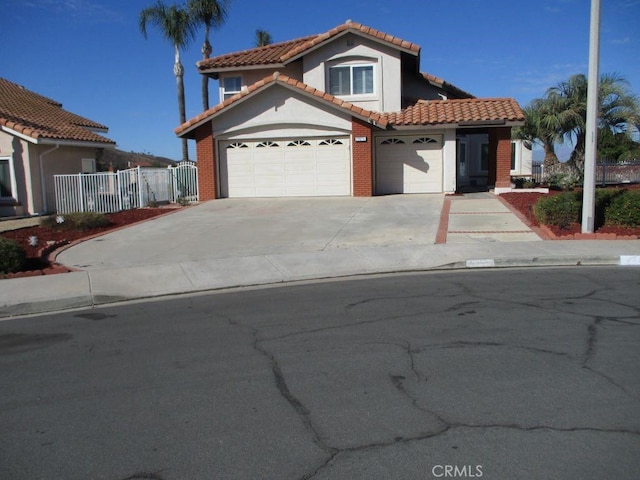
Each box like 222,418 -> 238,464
220,138 -> 350,198
376,135 -> 443,194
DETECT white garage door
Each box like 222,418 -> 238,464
376,135 -> 443,194
220,137 -> 351,197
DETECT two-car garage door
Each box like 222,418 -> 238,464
220,137 -> 351,197
376,135 -> 443,194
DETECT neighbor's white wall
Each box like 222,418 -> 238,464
512,140 -> 533,175
302,32 -> 402,112
211,84 -> 352,140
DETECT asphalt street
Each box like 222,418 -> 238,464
1,266 -> 639,479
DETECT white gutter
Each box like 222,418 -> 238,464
39,144 -> 60,213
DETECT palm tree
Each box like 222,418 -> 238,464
547,73 -> 640,170
255,29 -> 272,47
140,1 -> 197,161
188,0 -> 229,110
513,98 -> 564,170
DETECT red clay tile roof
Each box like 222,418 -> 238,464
176,76 -> 524,137
198,20 -> 420,72
420,72 -> 475,99
175,72 -> 389,137
382,98 -> 525,126
0,77 -> 115,144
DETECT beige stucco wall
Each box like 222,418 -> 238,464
302,32 -> 403,112
0,131 -> 101,216
211,84 -> 352,140
218,62 -> 304,102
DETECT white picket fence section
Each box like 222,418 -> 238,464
54,163 -> 198,214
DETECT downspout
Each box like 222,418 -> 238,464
39,144 -> 60,213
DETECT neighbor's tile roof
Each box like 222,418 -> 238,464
198,20 -> 420,71
175,72 -> 388,136
382,98 -> 525,126
0,77 -> 115,144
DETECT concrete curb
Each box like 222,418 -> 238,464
3,253 -> 639,319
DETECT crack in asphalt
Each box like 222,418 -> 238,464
219,280 -> 640,480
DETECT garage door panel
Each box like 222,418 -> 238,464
221,138 -> 350,197
376,136 -> 443,194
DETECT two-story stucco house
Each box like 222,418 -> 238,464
176,21 -> 531,200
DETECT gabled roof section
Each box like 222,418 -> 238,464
0,77 -> 115,145
175,72 -> 388,138
198,20 -> 420,73
420,73 -> 476,99
382,98 -> 525,126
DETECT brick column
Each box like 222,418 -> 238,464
194,122 -> 217,200
489,127 -> 512,189
352,118 -> 374,197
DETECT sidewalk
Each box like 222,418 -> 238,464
1,195 -> 639,318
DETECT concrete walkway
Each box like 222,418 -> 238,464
1,194 -> 639,318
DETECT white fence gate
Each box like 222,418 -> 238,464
54,163 -> 198,214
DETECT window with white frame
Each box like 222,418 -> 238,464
222,76 -> 242,100
329,64 -> 374,96
0,157 -> 15,199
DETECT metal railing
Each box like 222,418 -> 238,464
531,161 -> 640,185
54,164 -> 198,214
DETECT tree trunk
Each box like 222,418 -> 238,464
201,26 -> 212,111
542,142 -> 559,170
174,47 -> 189,162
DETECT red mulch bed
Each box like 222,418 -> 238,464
501,186 -> 640,239
1,208 -> 175,278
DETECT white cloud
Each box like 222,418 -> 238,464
15,0 -> 122,23
611,37 -> 631,45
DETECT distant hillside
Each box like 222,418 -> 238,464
98,149 -> 178,171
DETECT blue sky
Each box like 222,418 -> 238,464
2,0 -> 639,161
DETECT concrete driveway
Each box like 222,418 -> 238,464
57,195 -> 445,270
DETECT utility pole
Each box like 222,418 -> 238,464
582,0 -> 600,233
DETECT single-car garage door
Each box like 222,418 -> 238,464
220,137 -> 351,197
376,135 -> 443,194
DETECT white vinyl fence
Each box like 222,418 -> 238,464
54,163 -> 198,214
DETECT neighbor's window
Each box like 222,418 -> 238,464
0,158 -> 13,198
511,142 -> 517,170
480,143 -> 489,171
329,64 -> 373,96
222,76 -> 242,100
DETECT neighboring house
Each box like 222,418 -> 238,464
0,78 -> 115,217
176,20 -> 530,200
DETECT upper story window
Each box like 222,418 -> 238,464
222,76 -> 242,100
329,64 -> 374,96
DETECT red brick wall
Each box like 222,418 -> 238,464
195,122 -> 217,200
352,118 -> 374,196
488,127 -> 512,189
494,127 -> 512,188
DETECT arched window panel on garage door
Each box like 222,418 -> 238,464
256,141 -> 280,148
319,139 -> 344,146
227,142 -> 249,149
287,140 -> 311,147
413,137 -> 440,145
380,138 -> 405,145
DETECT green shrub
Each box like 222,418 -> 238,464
594,188 -> 625,227
605,190 -> 640,227
534,191 -> 581,229
41,212 -> 111,231
0,237 -> 27,273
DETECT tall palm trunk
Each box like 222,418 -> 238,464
542,142 -> 559,170
201,25 -> 212,111
174,45 -> 189,161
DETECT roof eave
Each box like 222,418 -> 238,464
284,29 -> 419,64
